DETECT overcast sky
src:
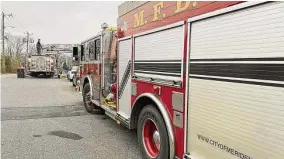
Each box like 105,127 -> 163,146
2,1 -> 122,44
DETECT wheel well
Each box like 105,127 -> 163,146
130,96 -> 159,129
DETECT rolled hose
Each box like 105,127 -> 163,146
101,83 -> 117,98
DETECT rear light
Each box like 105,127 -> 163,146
50,62 -> 54,71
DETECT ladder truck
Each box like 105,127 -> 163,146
27,54 -> 55,78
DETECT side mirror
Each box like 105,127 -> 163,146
72,47 -> 78,61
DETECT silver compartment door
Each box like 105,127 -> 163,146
186,2 -> 284,159
117,38 -> 132,119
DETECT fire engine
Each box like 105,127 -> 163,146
73,2 -> 284,159
27,54 -> 55,78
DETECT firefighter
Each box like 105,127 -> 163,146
36,39 -> 42,55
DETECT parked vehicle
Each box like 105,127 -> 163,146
27,54 -> 55,78
74,2 -> 284,159
67,70 -> 72,81
72,46 -> 80,86
72,67 -> 80,87
67,66 -> 78,82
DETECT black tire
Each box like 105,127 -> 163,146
30,73 -> 35,77
73,77 -> 76,86
82,83 -> 104,114
137,105 -> 169,159
72,78 -> 76,87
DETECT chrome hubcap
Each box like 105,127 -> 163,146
153,130 -> 160,150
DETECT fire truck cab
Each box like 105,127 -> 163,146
77,27 -> 118,114
74,1 -> 284,159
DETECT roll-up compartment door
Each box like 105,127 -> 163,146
134,23 -> 184,83
186,2 -> 284,159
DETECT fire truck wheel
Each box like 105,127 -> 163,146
83,83 -> 104,114
137,105 -> 169,159
72,77 -> 76,87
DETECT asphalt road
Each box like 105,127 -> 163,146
1,74 -> 142,159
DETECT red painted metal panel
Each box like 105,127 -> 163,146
81,63 -> 101,79
118,1 -> 242,38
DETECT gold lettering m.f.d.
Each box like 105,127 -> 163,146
175,1 -> 190,14
153,2 -> 164,21
134,10 -> 145,28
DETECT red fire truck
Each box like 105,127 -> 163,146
74,2 -> 284,159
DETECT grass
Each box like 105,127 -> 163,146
60,74 -> 67,78
1,56 -> 22,74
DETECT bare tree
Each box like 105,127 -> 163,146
28,44 -> 37,56
5,33 -> 26,57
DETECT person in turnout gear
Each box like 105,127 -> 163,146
36,39 -> 42,55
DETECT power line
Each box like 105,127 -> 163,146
5,15 -> 26,33
3,12 -> 37,47
4,14 -> 28,34
4,15 -> 11,20
5,15 -> 34,38
4,21 -> 12,26
5,27 -> 12,35
8,14 -> 39,43
10,14 -> 28,31
10,14 -> 39,39
3,15 -> 27,35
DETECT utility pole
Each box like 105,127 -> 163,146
24,31 -> 33,68
26,31 -> 29,55
1,12 -> 13,73
1,12 -> 5,72
25,31 -> 29,68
